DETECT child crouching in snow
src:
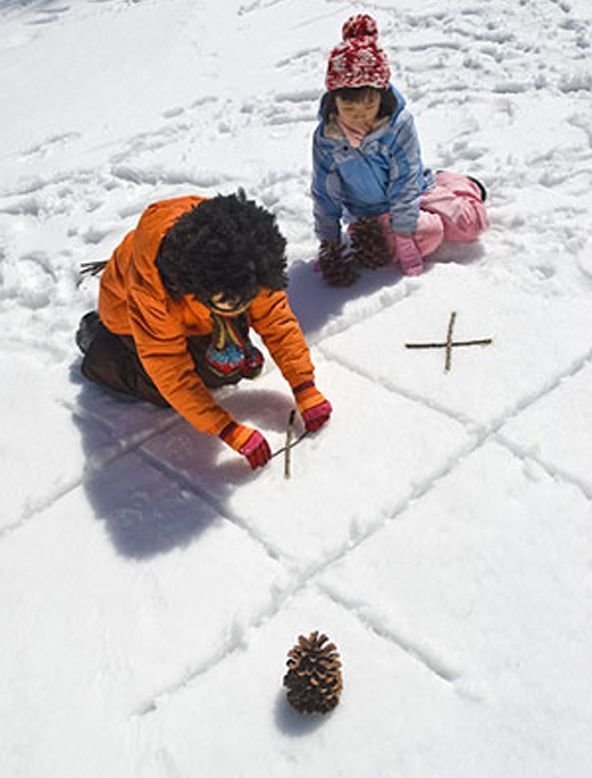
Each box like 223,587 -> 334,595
76,192 -> 331,470
312,14 -> 489,286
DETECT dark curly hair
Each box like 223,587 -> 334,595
320,86 -> 396,123
156,190 -> 288,304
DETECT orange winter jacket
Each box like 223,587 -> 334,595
98,195 -> 315,436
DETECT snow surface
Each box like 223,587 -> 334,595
1,0 -> 592,776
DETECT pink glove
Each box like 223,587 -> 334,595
302,400 -> 333,432
239,431 -> 272,470
219,422 -> 271,470
392,233 -> 424,276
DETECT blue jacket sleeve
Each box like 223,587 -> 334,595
387,110 -> 424,233
311,131 -> 343,242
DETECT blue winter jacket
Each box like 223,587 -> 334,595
311,85 -> 435,241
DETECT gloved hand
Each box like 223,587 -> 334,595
392,233 -> 424,276
239,431 -> 272,469
293,381 -> 333,432
375,215 -> 424,276
219,422 -> 271,470
302,400 -> 333,432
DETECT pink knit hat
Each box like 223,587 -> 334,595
325,14 -> 391,92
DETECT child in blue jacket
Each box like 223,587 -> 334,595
312,14 -> 488,285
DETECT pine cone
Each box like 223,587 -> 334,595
283,631 -> 343,714
349,217 -> 391,269
318,240 -> 359,287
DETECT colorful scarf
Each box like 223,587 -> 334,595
204,311 -> 263,379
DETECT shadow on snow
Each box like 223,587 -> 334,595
69,363 -> 293,561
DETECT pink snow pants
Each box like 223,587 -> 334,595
410,171 -> 489,257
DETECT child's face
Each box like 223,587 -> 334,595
335,93 -> 381,133
206,291 -> 255,316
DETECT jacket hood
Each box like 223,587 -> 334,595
131,195 -> 205,297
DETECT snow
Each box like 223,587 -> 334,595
320,269 -> 592,426
1,0 -> 592,776
499,361 -> 592,496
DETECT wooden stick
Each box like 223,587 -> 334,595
271,430 -> 309,460
444,311 -> 457,373
79,260 -> 109,277
405,338 -> 493,349
284,410 -> 296,479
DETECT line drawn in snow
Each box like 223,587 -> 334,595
275,46 -> 322,68
408,40 -> 466,52
274,89 -> 320,104
110,164 -> 234,188
188,95 -> 218,109
160,107 -> 185,119
267,113 -> 317,126
238,0 -> 290,16
318,583 -> 461,685
497,432 -> 592,501
20,131 -> 81,159
25,10 -> 67,25
131,432 -> 482,719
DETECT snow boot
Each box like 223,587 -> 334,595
75,311 -> 101,355
467,176 -> 488,202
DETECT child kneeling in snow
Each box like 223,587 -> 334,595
312,14 -> 489,285
76,191 -> 331,470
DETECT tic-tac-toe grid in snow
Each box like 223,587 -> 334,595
134,587 -> 462,778
319,267 -> 592,430
317,441 -> 592,776
140,355 -> 473,570
0,454 -> 283,776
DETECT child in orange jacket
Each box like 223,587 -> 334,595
76,191 -> 331,469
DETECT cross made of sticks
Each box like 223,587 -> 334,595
405,311 -> 493,373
